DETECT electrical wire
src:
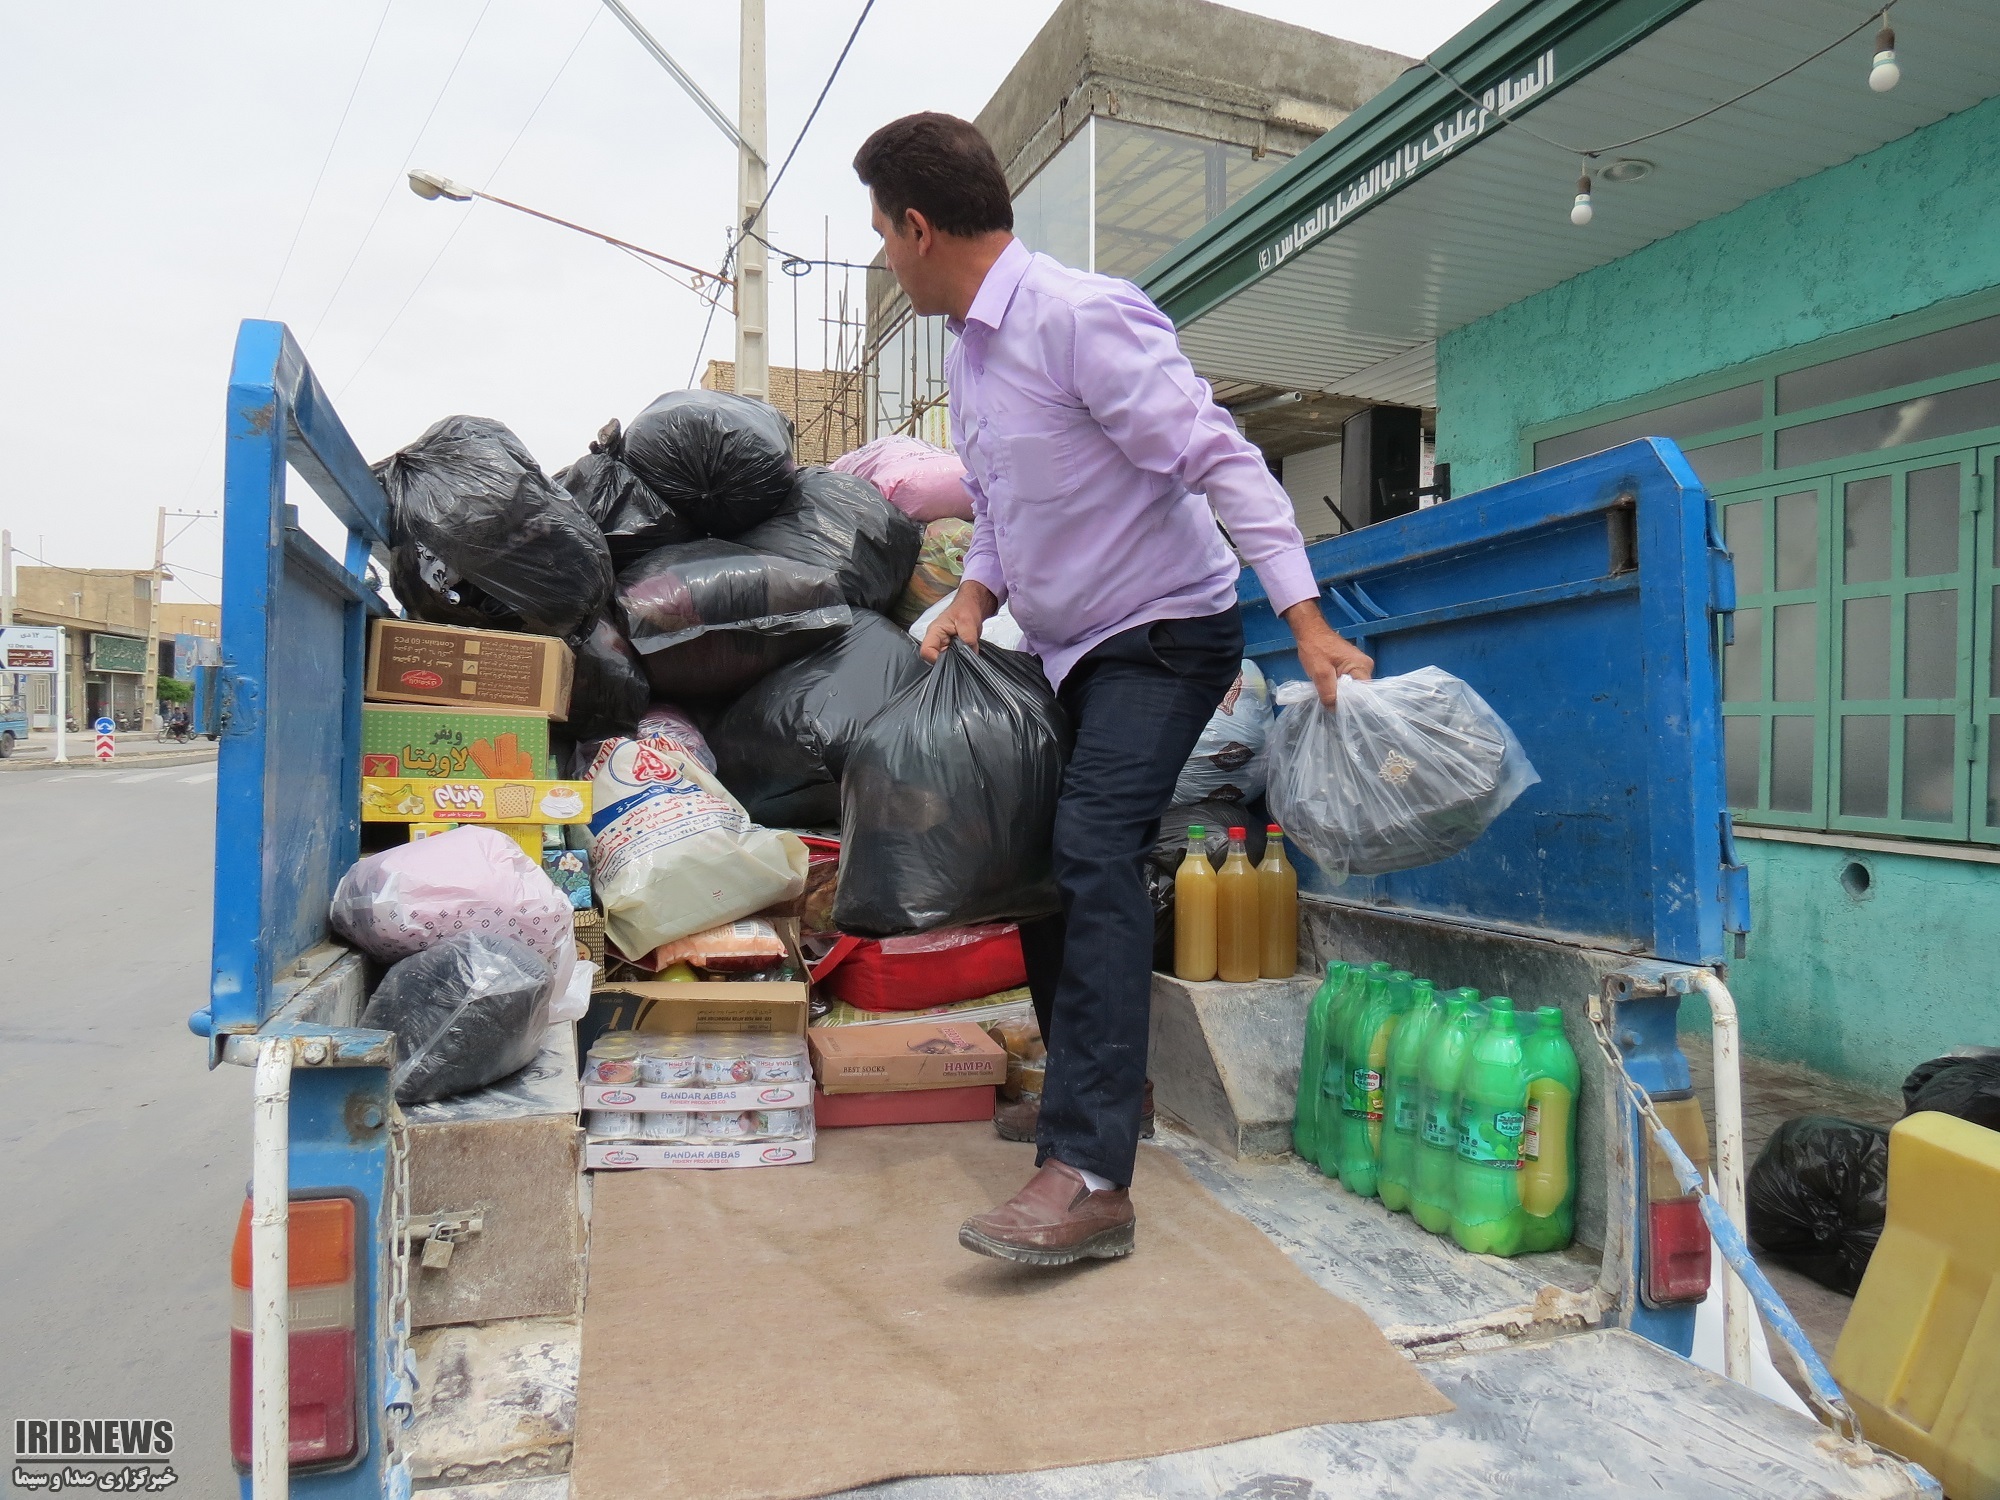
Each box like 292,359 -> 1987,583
303,0 -> 494,352
1421,6 -> 1884,161
336,7 -> 599,398
264,0 -> 397,315
747,0 -> 877,237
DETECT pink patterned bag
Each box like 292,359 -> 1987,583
830,436 -> 974,523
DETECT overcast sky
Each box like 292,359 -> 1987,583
0,0 -> 1490,604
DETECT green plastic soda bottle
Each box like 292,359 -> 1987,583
1293,962 -> 1349,1161
1377,979 -> 1440,1213
1411,989 -> 1480,1233
1451,996 -> 1529,1256
1311,962 -> 1380,1175
1337,971 -> 1411,1196
1519,1006 -> 1581,1252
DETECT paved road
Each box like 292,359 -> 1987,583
0,762 -> 243,1492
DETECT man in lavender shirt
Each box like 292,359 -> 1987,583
854,114 -> 1373,1266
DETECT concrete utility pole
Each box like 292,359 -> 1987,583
735,0 -> 770,403
142,505 -> 165,732
2,529 -> 12,625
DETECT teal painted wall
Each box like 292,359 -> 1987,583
1680,840 -> 2000,1094
1435,91 -> 2000,493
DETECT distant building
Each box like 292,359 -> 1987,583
9,566 -> 158,726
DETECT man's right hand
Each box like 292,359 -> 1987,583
920,580 -> 1000,662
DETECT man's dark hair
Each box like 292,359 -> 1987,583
853,112 -> 1013,237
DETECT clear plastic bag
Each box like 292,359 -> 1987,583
614,538 -> 852,699
893,518 -> 973,626
1173,659 -> 1272,804
360,932 -> 554,1103
1266,667 -> 1538,881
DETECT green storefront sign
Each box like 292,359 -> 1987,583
89,633 -> 149,674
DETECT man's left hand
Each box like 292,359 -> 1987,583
1281,599 -> 1373,707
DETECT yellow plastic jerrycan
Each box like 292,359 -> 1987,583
1832,1111 -> 2000,1500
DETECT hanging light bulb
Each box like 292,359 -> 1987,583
1870,11 -> 1900,91
1570,165 -> 1595,226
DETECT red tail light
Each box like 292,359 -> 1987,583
1641,1094 -> 1713,1307
229,1195 -> 360,1470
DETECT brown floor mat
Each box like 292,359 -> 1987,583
572,1122 -> 1450,1500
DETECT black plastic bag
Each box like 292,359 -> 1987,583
555,418 -> 701,570
614,538 -> 850,700
735,467 -> 922,615
1146,804 -> 1267,970
835,640 -> 1070,936
565,617 -> 650,743
1746,1116 -> 1889,1296
710,612 -> 926,828
1901,1049 -> 2000,1131
359,932 -> 554,1104
622,389 -> 797,537
376,415 -> 614,640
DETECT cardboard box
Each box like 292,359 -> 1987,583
581,1079 -> 812,1113
585,1133 -> 815,1171
809,1020 -> 1008,1095
362,777 -> 591,825
585,981 -> 810,1048
361,702 -> 551,779
366,619 -> 574,717
814,1084 -> 996,1129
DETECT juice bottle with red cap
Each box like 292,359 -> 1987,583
1216,826 -> 1261,982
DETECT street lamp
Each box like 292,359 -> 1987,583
405,170 -> 731,298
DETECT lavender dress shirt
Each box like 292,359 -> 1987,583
947,237 -> 1318,687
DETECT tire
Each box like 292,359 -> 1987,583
0,732 -> 13,758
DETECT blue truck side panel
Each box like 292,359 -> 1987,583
1237,438 -> 1747,965
207,321 -> 401,1498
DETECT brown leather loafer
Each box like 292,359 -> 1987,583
959,1159 -> 1136,1266
993,1080 -> 1155,1143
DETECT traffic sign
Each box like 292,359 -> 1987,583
95,734 -> 115,762
93,716 -> 115,735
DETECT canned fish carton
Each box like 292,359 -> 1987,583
585,1132 -> 818,1171
581,1080 -> 814,1113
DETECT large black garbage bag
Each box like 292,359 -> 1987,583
1901,1049 -> 2000,1131
555,418 -> 701,571
710,612 -> 926,828
376,415 -> 615,639
1746,1116 -> 1889,1296
359,932 -> 554,1104
614,538 -> 850,700
565,617 -> 650,743
735,467 -> 922,616
622,389 -> 797,537
834,640 -> 1070,936
1146,805 -> 1267,970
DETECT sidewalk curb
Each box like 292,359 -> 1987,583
1,746 -> 221,774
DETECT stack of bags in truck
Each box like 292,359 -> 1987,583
321,383 -> 1091,1168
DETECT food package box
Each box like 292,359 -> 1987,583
366,618 -> 574,717
585,981 -> 810,1047
362,778 -> 591,825
581,1079 -> 813,1113
361,702 -> 551,779
814,1084 -> 996,1129
809,1020 -> 1008,1095
585,1133 -> 815,1171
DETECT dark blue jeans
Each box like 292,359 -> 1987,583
1020,606 -> 1245,1186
